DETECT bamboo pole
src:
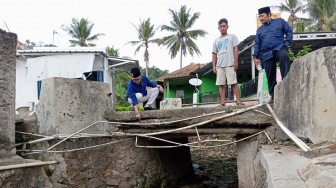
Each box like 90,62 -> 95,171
124,128 -> 261,135
135,131 -> 266,148
0,161 -> 57,171
266,104 -> 311,152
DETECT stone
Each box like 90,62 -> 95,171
122,171 -> 133,179
160,98 -> 182,109
74,174 -> 85,181
298,153 -> 336,187
106,178 -> 119,186
119,181 -> 130,188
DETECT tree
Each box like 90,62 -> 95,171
307,0 -> 336,31
288,45 -> 312,62
61,18 -> 104,47
161,5 -> 207,69
25,39 -> 56,48
140,66 -> 169,81
272,0 -> 308,31
106,45 -> 120,57
125,18 -> 161,77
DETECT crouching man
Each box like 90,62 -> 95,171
126,67 -> 164,120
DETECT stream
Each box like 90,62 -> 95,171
170,135 -> 239,188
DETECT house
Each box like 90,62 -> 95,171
159,32 -> 336,106
16,47 -> 138,111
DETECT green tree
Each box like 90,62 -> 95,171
161,5 -> 207,69
272,0 -> 308,31
307,0 -> 336,31
106,45 -> 120,57
105,45 -> 131,106
140,66 -> 169,81
61,18 -> 104,47
126,18 -> 161,77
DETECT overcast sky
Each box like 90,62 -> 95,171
0,0 -> 289,73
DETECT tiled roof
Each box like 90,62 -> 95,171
157,63 -> 206,82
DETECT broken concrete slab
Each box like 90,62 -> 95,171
274,46 -> 336,144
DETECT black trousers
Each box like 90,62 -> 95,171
263,46 -> 291,100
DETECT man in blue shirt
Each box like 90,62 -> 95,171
126,67 -> 164,120
253,6 -> 293,104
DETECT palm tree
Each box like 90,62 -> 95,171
61,18 -> 104,47
272,0 -> 308,31
161,5 -> 207,69
307,0 -> 336,31
125,18 -> 161,77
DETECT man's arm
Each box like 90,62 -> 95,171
253,31 -> 261,59
212,53 -> 217,73
253,31 -> 262,68
282,19 -> 293,46
233,46 -> 238,71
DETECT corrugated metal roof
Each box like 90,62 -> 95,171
17,47 -> 107,57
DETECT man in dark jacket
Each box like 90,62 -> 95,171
126,67 -> 164,120
253,6 -> 293,104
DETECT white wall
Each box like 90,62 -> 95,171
16,57 -> 38,110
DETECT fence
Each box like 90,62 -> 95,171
240,77 -> 258,98
199,87 -> 234,104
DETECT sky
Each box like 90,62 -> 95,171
0,0 -> 289,73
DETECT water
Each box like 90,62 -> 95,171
170,135 -> 239,188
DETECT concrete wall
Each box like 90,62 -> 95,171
0,29 -> 17,159
36,77 -> 112,135
36,137 -> 193,187
0,30 -> 53,187
0,163 -> 52,188
274,47 -> 336,143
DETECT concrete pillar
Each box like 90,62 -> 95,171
36,77 -> 113,135
0,29 -> 17,159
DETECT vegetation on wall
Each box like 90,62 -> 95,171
288,45 -> 312,62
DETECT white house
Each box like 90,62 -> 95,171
16,47 -> 138,111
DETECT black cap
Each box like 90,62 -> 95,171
130,67 -> 141,78
258,6 -> 271,15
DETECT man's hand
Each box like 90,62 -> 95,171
234,63 -> 238,72
157,85 -> 164,93
253,59 -> 261,69
135,112 -> 141,121
213,67 -> 217,74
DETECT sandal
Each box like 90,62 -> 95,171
237,102 -> 245,106
219,103 -> 226,106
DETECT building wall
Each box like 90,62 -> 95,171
16,57 -> 38,110
200,74 -> 217,92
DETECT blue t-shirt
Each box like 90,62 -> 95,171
253,18 -> 293,61
126,75 -> 157,106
